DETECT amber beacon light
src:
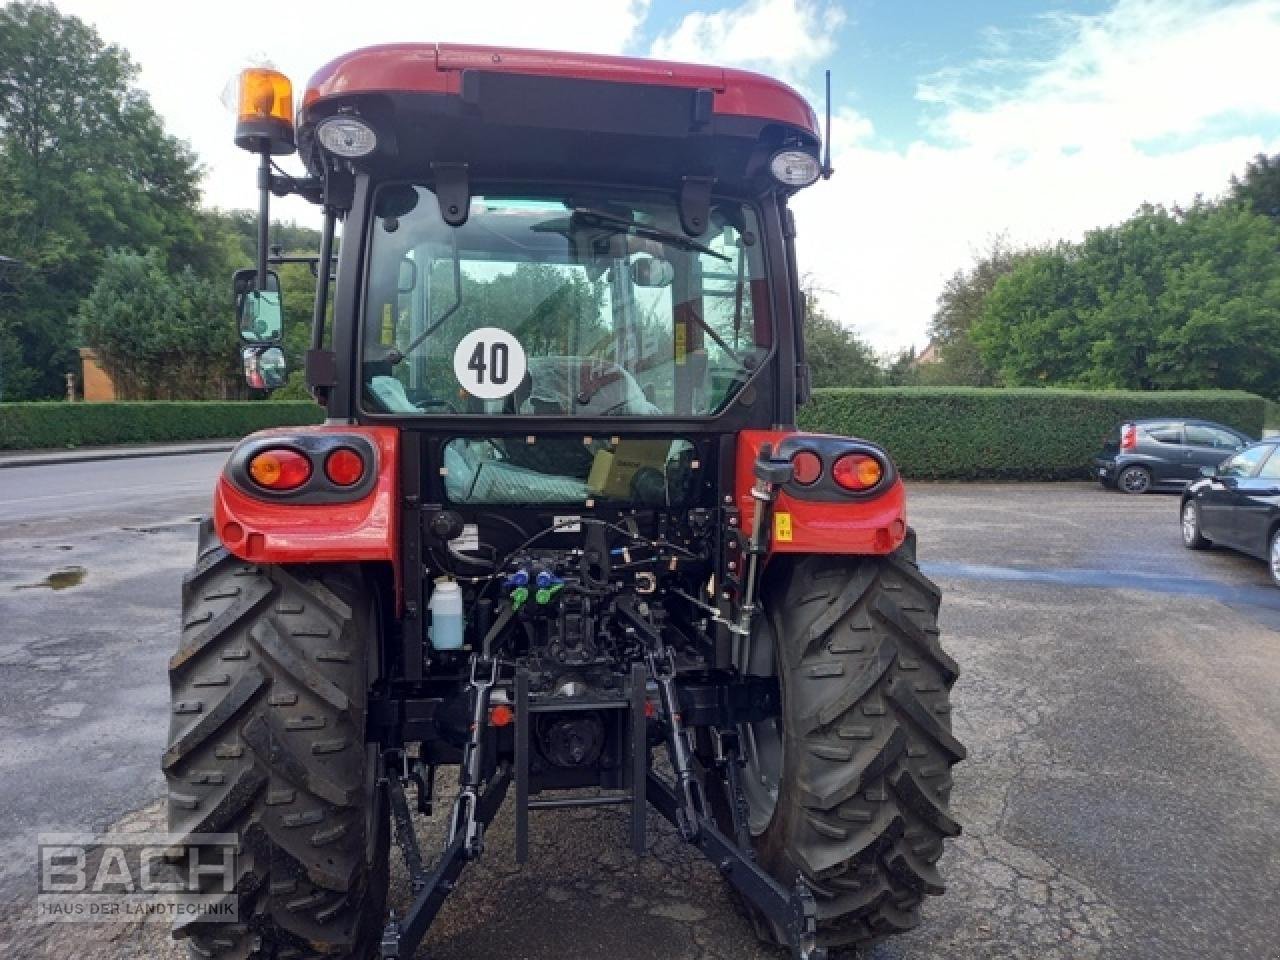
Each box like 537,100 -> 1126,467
234,67 -> 295,155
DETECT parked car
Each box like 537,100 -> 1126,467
1094,418 -> 1252,494
1180,439 -> 1280,586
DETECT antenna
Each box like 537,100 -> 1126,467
822,69 -> 834,179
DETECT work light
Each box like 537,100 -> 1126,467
316,116 -> 378,158
768,149 -> 821,187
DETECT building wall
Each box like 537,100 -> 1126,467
78,348 -> 117,402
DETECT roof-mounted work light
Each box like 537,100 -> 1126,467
769,149 -> 821,188
234,68 -> 295,155
316,116 -> 378,158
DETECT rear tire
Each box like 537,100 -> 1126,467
164,520 -> 389,959
729,532 -> 965,949
1117,465 -> 1152,494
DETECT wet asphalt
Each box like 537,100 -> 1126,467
0,458 -> 1278,959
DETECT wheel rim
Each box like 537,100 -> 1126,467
1270,533 -> 1280,584
738,615 -> 782,835
1182,503 -> 1198,544
1121,468 -> 1150,493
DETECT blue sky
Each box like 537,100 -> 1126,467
57,0 -> 1280,349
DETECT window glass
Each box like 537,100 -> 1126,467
1220,444 -> 1271,477
1185,424 -> 1240,449
1257,446 -> 1280,479
361,186 -> 767,418
1145,424 -> 1182,444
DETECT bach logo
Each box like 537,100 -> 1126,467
36,833 -> 238,923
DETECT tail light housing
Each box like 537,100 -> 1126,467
1121,424 -> 1137,450
247,448 -> 312,491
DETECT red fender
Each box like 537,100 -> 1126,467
735,430 -> 907,555
213,425 -> 401,597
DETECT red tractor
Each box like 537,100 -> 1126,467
165,46 -> 964,960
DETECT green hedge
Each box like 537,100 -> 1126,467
799,388 -> 1267,481
0,402 -> 324,450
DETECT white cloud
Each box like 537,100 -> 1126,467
650,0 -> 844,85
54,0 -> 651,220
794,0 -> 1280,351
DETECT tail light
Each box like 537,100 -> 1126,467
1121,424 -> 1137,450
247,448 -> 311,491
790,450 -> 822,486
832,453 -> 884,492
325,447 -> 366,487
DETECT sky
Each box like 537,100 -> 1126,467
52,0 -> 1280,352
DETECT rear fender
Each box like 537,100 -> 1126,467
213,425 -> 400,596
735,429 -> 906,555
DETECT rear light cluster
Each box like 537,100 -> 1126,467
247,446 -> 368,492
1121,424 -> 1138,451
789,449 -> 885,493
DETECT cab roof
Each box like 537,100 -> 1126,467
302,43 -> 819,139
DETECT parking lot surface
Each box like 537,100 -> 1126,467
1,462 -> 1278,959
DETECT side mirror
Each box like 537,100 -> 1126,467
630,256 -> 674,288
243,345 -> 287,391
233,268 -> 283,344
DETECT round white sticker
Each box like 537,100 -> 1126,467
453,327 -> 527,400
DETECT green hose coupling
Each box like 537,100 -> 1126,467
535,583 -> 564,605
511,586 -> 529,610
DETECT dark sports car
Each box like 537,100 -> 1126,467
1180,439 -> 1280,586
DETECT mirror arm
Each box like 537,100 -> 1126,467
256,149 -> 271,290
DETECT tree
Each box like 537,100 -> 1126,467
77,249 -> 238,399
1230,153 -> 1280,222
801,282 -> 882,388
972,200 -> 1280,398
0,2 -> 205,398
927,236 -> 1040,385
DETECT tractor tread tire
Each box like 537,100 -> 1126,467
165,520 -> 387,960
754,532 -> 964,948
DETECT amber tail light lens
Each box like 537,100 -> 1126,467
325,448 -> 366,487
248,449 -> 312,491
832,453 -> 884,492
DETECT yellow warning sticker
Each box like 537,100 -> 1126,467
773,511 -> 793,543
674,322 -> 687,365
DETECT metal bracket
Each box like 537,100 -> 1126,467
678,176 -> 715,236
431,162 -> 470,227
646,769 -> 827,960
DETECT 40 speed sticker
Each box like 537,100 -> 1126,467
453,327 -> 527,400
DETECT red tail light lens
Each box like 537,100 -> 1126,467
1121,424 -> 1137,450
247,448 -> 311,491
790,450 -> 822,485
832,453 -> 884,492
325,447 -> 365,487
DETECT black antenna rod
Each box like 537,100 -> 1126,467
822,69 -> 834,179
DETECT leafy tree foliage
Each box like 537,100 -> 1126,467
1230,152 -> 1280,222
0,2 -> 207,399
973,201 -> 1280,398
77,249 -> 238,399
801,282 -> 882,388
925,236 -> 1042,385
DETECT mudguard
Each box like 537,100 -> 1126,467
735,429 -> 907,555
213,424 -> 400,573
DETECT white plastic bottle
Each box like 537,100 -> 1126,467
428,578 -> 464,651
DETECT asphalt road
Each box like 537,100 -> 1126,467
1,455 -> 1278,960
